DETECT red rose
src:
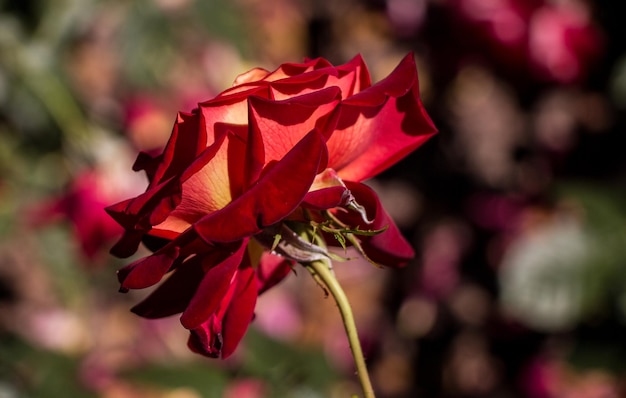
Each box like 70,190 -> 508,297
107,53 -> 437,358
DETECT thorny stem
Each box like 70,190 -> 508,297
305,258 -> 376,398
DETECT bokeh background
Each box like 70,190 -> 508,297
1,0 -> 626,397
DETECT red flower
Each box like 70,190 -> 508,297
107,53 -> 436,358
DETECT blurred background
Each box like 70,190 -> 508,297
1,0 -> 626,397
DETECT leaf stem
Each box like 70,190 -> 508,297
305,259 -> 375,398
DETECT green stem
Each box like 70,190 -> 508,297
305,259 -> 376,398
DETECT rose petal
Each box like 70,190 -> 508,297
187,318 -> 222,358
256,252 -> 294,294
194,130 -> 326,243
117,229 -> 201,289
180,240 -> 248,329
157,124 -> 248,232
268,54 -> 372,101
150,111 -> 206,186
338,181 -> 415,267
327,53 -> 437,182
130,255 -> 205,318
302,186 -> 350,210
221,265 -> 258,358
233,67 -> 271,86
186,263 -> 256,358
247,87 -> 341,168
118,245 -> 181,290
261,57 -> 333,82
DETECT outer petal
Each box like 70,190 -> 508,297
261,57 -> 333,82
117,229 -> 201,290
106,112 -> 204,257
130,254 -> 205,318
302,168 -> 352,210
150,111 -> 206,186
187,264 -> 257,359
338,181 -> 415,267
328,53 -> 437,182
220,265 -> 258,358
180,240 -> 248,329
194,130 -> 326,243
117,245 -> 181,290
302,187 -> 350,210
256,252 -> 294,294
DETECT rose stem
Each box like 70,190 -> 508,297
305,258 -> 376,398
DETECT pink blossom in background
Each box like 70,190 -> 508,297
30,171 -> 125,261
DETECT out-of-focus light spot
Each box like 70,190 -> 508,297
397,296 -> 437,338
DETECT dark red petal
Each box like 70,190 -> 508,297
130,255 -> 205,318
116,228 -> 202,289
151,111 -> 205,187
185,260 -> 255,358
221,265 -> 258,359
328,53 -> 437,182
117,246 -> 181,290
256,252 -> 294,294
187,319 -> 222,358
194,130 -> 326,243
132,151 -> 163,181
109,230 -> 144,258
340,181 -> 415,267
302,186 -> 350,210
179,240 -> 248,329
106,176 -> 182,258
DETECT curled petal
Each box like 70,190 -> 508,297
302,186 -> 351,210
328,53 -> 437,182
187,265 -> 257,358
151,111 -> 206,186
338,181 -> 415,267
187,317 -> 223,358
118,246 -> 181,290
260,57 -> 333,82
110,230 -> 145,258
233,67 -> 271,86
303,168 -> 351,210
194,130 -> 326,243
269,55 -> 369,101
130,255 -> 205,318
117,229 -> 200,289
106,112 -> 204,257
180,240 -> 248,329
220,265 -> 258,358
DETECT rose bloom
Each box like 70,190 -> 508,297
107,53 -> 437,358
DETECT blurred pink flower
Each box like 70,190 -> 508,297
223,378 -> 267,398
123,89 -> 213,153
30,171 -> 124,261
450,0 -> 603,83
529,3 -> 604,84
